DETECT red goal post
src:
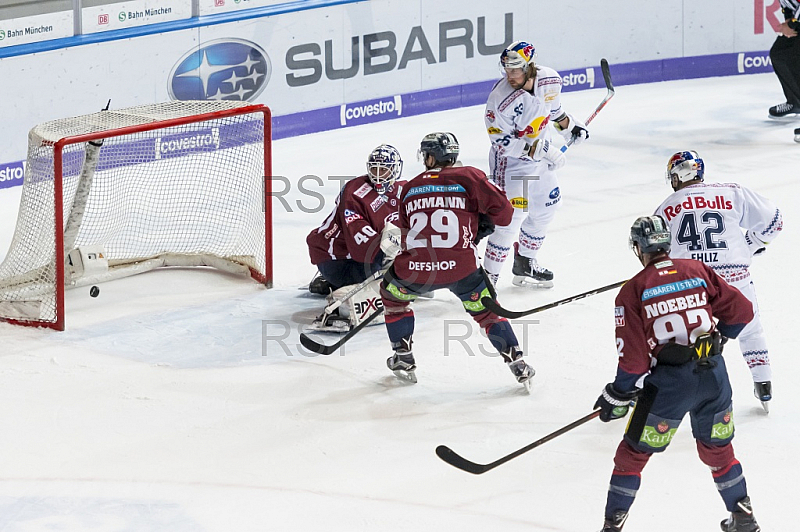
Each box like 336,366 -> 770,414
0,101 -> 272,331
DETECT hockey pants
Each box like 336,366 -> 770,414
483,155 -> 561,277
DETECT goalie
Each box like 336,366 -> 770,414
305,145 -> 405,332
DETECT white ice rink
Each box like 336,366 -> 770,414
0,72 -> 798,531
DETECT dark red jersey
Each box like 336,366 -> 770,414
307,176 -> 403,265
393,165 -> 513,285
614,256 -> 754,379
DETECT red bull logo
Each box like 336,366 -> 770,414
662,195 -> 733,221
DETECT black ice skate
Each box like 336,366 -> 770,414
768,101 -> 800,119
600,510 -> 628,532
307,307 -> 351,334
794,127 -> 800,143
754,381 -> 771,413
387,337 -> 416,383
503,347 -> 534,392
720,497 -> 761,532
511,248 -> 554,289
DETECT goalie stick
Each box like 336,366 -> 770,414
435,409 -> 600,475
560,57 -> 615,153
482,279 -> 627,319
300,307 -> 385,355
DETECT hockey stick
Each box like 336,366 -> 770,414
482,279 -> 626,319
560,58 -> 615,153
322,268 -> 385,315
299,307 -> 385,355
435,409 -> 600,475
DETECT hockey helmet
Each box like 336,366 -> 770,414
367,144 -> 403,194
500,41 -> 537,73
418,132 -> 459,167
629,215 -> 671,256
666,150 -> 704,190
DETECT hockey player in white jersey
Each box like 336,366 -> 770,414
654,151 -> 783,410
482,41 -> 589,288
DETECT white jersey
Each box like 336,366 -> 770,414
484,65 -> 564,160
654,182 -> 783,283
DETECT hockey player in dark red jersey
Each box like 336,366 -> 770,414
306,144 -> 404,295
596,216 -> 760,532
379,132 -> 534,388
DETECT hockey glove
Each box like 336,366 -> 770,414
744,230 -> 767,256
531,138 -> 566,170
556,114 -> 589,145
474,213 -> 496,244
380,222 -> 402,263
594,383 -> 639,422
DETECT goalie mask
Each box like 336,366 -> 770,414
499,41 -> 537,83
666,150 -> 704,191
367,144 -> 403,195
418,132 -> 459,167
629,215 -> 671,256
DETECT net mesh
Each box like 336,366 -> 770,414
0,101 -> 268,328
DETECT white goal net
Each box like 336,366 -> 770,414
0,101 -> 271,330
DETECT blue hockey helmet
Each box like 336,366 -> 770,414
629,215 -> 671,256
666,150 -> 704,190
366,144 -> 402,194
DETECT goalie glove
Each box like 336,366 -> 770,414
594,383 -> 639,422
555,114 -> 589,145
530,138 -> 566,170
744,230 -> 767,256
380,222 -> 402,263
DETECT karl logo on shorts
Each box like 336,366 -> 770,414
510,197 -> 528,209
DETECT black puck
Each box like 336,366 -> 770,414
90,286 -> 100,298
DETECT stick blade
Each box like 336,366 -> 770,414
299,333 -> 336,355
435,445 -> 490,475
600,58 -> 615,93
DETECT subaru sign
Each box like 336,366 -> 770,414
169,38 -> 271,101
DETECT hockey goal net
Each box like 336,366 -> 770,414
0,101 -> 272,330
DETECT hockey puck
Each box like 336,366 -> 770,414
90,286 -> 99,298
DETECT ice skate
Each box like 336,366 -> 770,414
720,497 -> 760,532
387,352 -> 417,383
794,127 -> 800,143
768,101 -> 799,119
600,510 -> 628,532
754,381 -> 771,413
503,347 -> 534,391
387,337 -> 416,383
511,248 -> 554,289
307,307 -> 351,334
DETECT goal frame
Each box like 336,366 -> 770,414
2,103 -> 272,331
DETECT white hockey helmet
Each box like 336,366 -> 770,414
665,150 -> 705,191
366,144 -> 403,195
499,41 -> 537,72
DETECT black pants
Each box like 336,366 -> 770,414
317,256 -> 383,291
770,35 -> 800,107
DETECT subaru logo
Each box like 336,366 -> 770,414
549,187 -> 560,199
169,38 -> 271,102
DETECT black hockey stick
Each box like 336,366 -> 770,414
435,409 -> 601,475
560,58 -> 615,152
299,308 -> 385,355
482,279 -> 626,319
